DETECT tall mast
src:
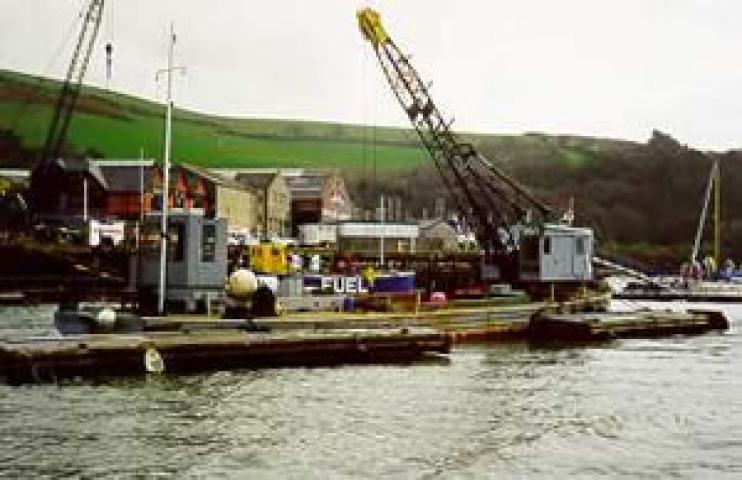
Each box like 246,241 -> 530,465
714,159 -> 721,266
690,157 -> 720,265
156,23 -> 182,315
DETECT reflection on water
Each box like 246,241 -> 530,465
1,302 -> 741,478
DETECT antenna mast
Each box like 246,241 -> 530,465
155,23 -> 185,315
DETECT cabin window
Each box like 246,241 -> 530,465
543,236 -> 551,255
140,223 -> 161,255
168,223 -> 185,262
202,224 -> 216,262
576,237 -> 585,255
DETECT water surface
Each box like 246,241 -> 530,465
0,302 -> 740,478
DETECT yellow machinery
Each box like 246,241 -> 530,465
357,8 -> 389,46
249,243 -> 289,275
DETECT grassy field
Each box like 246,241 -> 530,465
0,68 -> 633,170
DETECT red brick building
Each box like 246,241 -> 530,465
31,159 -> 220,222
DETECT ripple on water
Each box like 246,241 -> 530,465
1,303 -> 742,478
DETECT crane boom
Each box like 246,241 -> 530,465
41,0 -> 105,164
358,9 -> 555,277
31,0 -> 105,215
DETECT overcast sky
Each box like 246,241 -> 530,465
1,0 -> 741,149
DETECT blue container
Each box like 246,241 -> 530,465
370,272 -> 415,293
343,296 -> 355,311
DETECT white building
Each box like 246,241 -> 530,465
297,221 -> 419,255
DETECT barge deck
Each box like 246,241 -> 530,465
0,294 -> 729,383
0,328 -> 450,384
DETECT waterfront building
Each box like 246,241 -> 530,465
337,221 -> 418,255
213,168 -> 352,236
30,158 -> 108,220
177,164 -> 258,234
297,221 -> 418,256
95,159 -> 155,219
234,172 -> 291,239
29,158 -> 154,221
417,218 -> 460,252
284,170 -> 352,232
27,159 -> 259,236
0,168 -> 30,193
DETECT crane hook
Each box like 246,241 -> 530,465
105,42 -> 113,85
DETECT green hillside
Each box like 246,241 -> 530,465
5,69 -> 742,269
0,69 -> 632,170
0,69 -> 425,169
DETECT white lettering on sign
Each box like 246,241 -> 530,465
319,276 -> 369,294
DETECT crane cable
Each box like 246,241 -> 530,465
8,3 -> 85,140
361,34 -> 380,214
362,37 -> 368,181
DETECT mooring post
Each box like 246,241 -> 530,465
415,290 -> 421,318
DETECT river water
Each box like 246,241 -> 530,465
0,301 -> 741,479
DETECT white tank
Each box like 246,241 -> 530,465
227,269 -> 259,299
95,307 -> 117,329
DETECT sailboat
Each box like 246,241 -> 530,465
616,156 -> 742,301
683,157 -> 742,290
687,157 -> 722,278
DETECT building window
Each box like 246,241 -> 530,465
543,236 -> 551,255
202,224 -> 216,262
152,193 -> 164,211
193,193 -> 204,209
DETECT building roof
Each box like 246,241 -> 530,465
0,168 -> 30,179
52,158 -> 109,190
93,159 -> 156,167
93,159 -> 155,193
235,172 -> 278,190
285,173 -> 330,200
211,167 -> 335,179
418,218 -> 458,239
210,167 -> 341,200
99,165 -> 153,192
179,163 -> 250,192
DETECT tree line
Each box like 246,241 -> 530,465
345,131 -> 741,271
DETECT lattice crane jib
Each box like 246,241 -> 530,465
32,0 -> 105,213
41,0 -> 106,165
357,9 -> 554,271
